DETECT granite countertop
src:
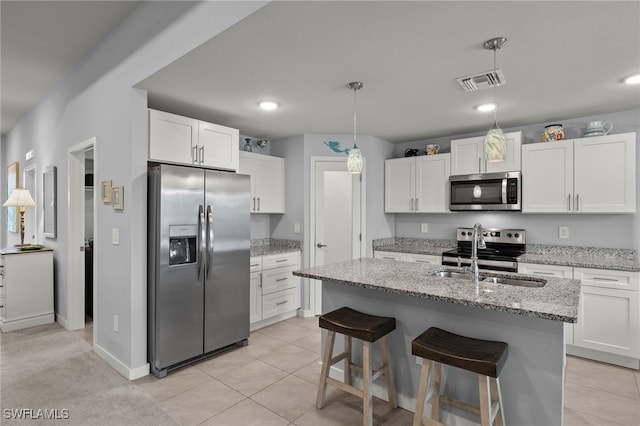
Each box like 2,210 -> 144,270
294,258 -> 580,323
250,238 -> 301,257
0,246 -> 52,255
373,238 -> 640,272
518,244 -> 640,272
372,237 -> 456,256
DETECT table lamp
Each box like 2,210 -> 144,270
3,188 -> 36,246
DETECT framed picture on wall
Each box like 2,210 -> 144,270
112,186 -> 124,210
6,162 -> 19,233
43,166 -> 57,239
100,180 -> 112,203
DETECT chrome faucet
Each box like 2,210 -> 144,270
470,223 -> 486,287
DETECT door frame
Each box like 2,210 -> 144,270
66,137 -> 97,339
309,156 -> 366,315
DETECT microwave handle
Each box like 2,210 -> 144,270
501,178 -> 507,204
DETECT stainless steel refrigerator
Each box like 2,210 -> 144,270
148,163 -> 250,378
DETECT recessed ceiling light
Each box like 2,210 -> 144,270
623,73 -> 640,85
259,101 -> 279,110
476,103 -> 496,112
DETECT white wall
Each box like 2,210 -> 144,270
394,109 -> 640,249
2,1 -> 269,377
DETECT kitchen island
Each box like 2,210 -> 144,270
294,258 -> 580,425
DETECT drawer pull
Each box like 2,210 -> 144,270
531,271 -> 555,276
250,263 -> 260,267
275,259 -> 288,263
276,277 -> 289,282
592,277 -> 620,283
415,260 -> 431,264
276,300 -> 288,306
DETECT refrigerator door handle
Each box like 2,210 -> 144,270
198,205 -> 205,281
206,205 -> 214,279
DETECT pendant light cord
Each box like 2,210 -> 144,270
353,85 -> 358,148
493,45 -> 497,124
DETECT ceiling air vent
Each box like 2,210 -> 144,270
456,69 -> 507,92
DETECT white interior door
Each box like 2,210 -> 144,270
310,157 -> 364,314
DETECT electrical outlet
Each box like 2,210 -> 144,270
421,223 -> 429,233
416,356 -> 423,365
294,222 -> 301,234
113,314 -> 119,333
559,226 -> 570,239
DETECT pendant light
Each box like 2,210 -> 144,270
346,81 -> 364,174
483,37 -> 507,162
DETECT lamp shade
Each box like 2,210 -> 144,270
484,122 -> 507,162
3,188 -> 36,207
347,146 -> 363,174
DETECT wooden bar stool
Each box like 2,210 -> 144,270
412,327 -> 508,426
317,307 -> 397,426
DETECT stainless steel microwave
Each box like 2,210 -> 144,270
449,171 -> 521,211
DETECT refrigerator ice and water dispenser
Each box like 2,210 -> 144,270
169,225 -> 197,265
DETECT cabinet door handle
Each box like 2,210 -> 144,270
192,146 -> 198,163
257,197 -> 261,211
568,194 -> 572,211
199,146 -> 205,164
252,197 -> 256,211
415,198 -> 419,211
316,243 -> 327,248
575,194 -> 580,212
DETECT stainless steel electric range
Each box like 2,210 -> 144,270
441,227 -> 526,273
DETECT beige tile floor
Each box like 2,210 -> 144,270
3,315 -> 639,425
137,315 -> 640,426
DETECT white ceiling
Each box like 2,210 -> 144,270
1,1 -> 140,135
3,1 -> 640,143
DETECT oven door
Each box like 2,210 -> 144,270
449,171 -> 520,211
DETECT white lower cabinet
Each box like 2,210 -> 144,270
374,251 -> 441,265
519,262 -> 640,368
0,250 -> 55,332
250,251 -> 300,331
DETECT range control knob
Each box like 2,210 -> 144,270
507,233 -> 513,238
461,231 -> 466,236
514,233 -> 520,238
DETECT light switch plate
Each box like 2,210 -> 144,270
294,222 -> 301,234
112,228 -> 120,245
559,226 -> 569,239
421,223 -> 429,233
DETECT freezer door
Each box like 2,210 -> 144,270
204,170 -> 250,353
151,164 -> 205,371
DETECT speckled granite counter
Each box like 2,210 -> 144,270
374,237 -> 640,272
519,244 -> 640,272
250,238 -> 301,257
372,237 -> 456,256
294,257 -> 579,323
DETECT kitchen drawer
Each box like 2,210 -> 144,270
518,263 -> 573,278
262,288 -> 298,319
262,266 -> 297,295
250,257 -> 262,273
574,268 -> 639,291
374,251 -> 404,261
262,252 -> 299,270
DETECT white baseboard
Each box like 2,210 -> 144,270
56,313 -> 70,330
299,308 -> 316,318
94,342 -> 150,380
567,345 -> 640,370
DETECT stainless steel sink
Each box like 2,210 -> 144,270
481,276 -> 546,287
431,269 -> 471,280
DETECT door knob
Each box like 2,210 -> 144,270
316,243 -> 327,248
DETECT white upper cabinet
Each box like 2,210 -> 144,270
385,154 -> 450,213
450,131 -> 522,175
149,109 -> 239,171
522,133 -> 636,213
239,151 -> 285,214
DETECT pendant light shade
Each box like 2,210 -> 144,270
346,81 -> 364,174
483,37 -> 507,162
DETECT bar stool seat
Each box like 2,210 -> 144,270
317,307 -> 397,426
412,327 -> 508,426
